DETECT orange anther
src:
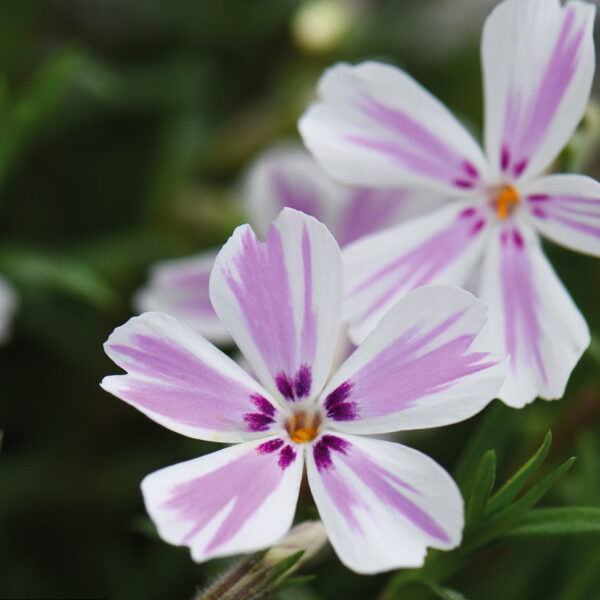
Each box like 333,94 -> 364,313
291,427 -> 318,443
496,185 -> 520,220
287,410 -> 321,443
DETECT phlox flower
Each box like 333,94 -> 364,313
299,0 -> 599,408
102,209 -> 505,573
135,143 -> 442,343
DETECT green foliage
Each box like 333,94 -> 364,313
501,507 -> 600,540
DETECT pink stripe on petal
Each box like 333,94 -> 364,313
357,96 -> 480,189
270,168 -> 323,220
499,228 -> 546,381
225,226 -> 297,376
335,313 -> 495,421
500,6 -> 586,175
143,440 -> 302,560
336,188 -> 408,247
300,225 -> 317,368
103,313 -> 280,441
312,435 -> 449,542
352,209 -> 487,324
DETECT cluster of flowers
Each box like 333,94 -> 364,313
102,0 -> 600,575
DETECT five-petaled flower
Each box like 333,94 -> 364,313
102,209 -> 505,573
299,0 -> 599,407
134,142 -> 442,344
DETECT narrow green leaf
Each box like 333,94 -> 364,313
276,574 -> 317,590
500,507 -> 600,540
486,431 -> 552,515
465,450 -> 496,529
426,581 -> 470,600
453,401 -> 513,493
265,550 -> 305,582
468,457 -> 576,548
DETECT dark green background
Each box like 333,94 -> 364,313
0,1 -> 599,599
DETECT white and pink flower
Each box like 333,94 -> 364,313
135,143 -> 442,343
102,209 -> 505,573
299,0 -> 598,407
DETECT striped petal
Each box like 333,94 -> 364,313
482,0 -> 595,182
210,209 -> 342,403
142,437 -> 303,562
245,142 -> 444,247
307,433 -> 462,574
134,250 -> 232,344
477,223 -> 590,407
102,312 -> 283,442
244,142 -> 343,239
319,286 -> 505,434
522,174 -> 600,257
343,202 -> 490,344
299,61 -> 488,196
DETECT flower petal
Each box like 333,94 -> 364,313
0,275 -> 17,344
521,174 -> 600,257
335,186 -> 445,248
134,250 -> 232,344
244,142 -> 343,239
210,208 -> 342,403
102,312 -> 283,442
482,0 -> 595,181
320,286 -> 505,434
142,437 -> 303,562
343,202 -> 490,344
244,142 -> 443,247
477,223 -> 590,407
307,433 -> 462,574
299,61 -> 488,195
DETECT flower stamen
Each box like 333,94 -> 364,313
495,185 -> 520,219
287,411 -> 321,443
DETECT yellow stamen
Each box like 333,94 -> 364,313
291,427 -> 319,443
287,411 -> 321,443
496,185 -> 520,219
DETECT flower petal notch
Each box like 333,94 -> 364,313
299,0 -> 598,407
209,208 -> 343,403
103,209 -> 506,572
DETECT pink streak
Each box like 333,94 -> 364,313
108,334 -> 277,432
501,7 -> 585,175
344,311 -> 496,419
499,228 -> 547,381
164,444 -> 295,553
351,208 -> 486,323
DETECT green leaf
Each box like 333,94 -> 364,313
266,550 -> 305,583
453,401 -> 513,493
276,574 -> 317,590
0,249 -> 117,309
486,431 -> 553,515
465,450 -> 496,529
468,457 -> 576,548
425,581 -> 470,600
501,507 -> 600,540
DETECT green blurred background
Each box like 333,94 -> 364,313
0,1 -> 599,598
